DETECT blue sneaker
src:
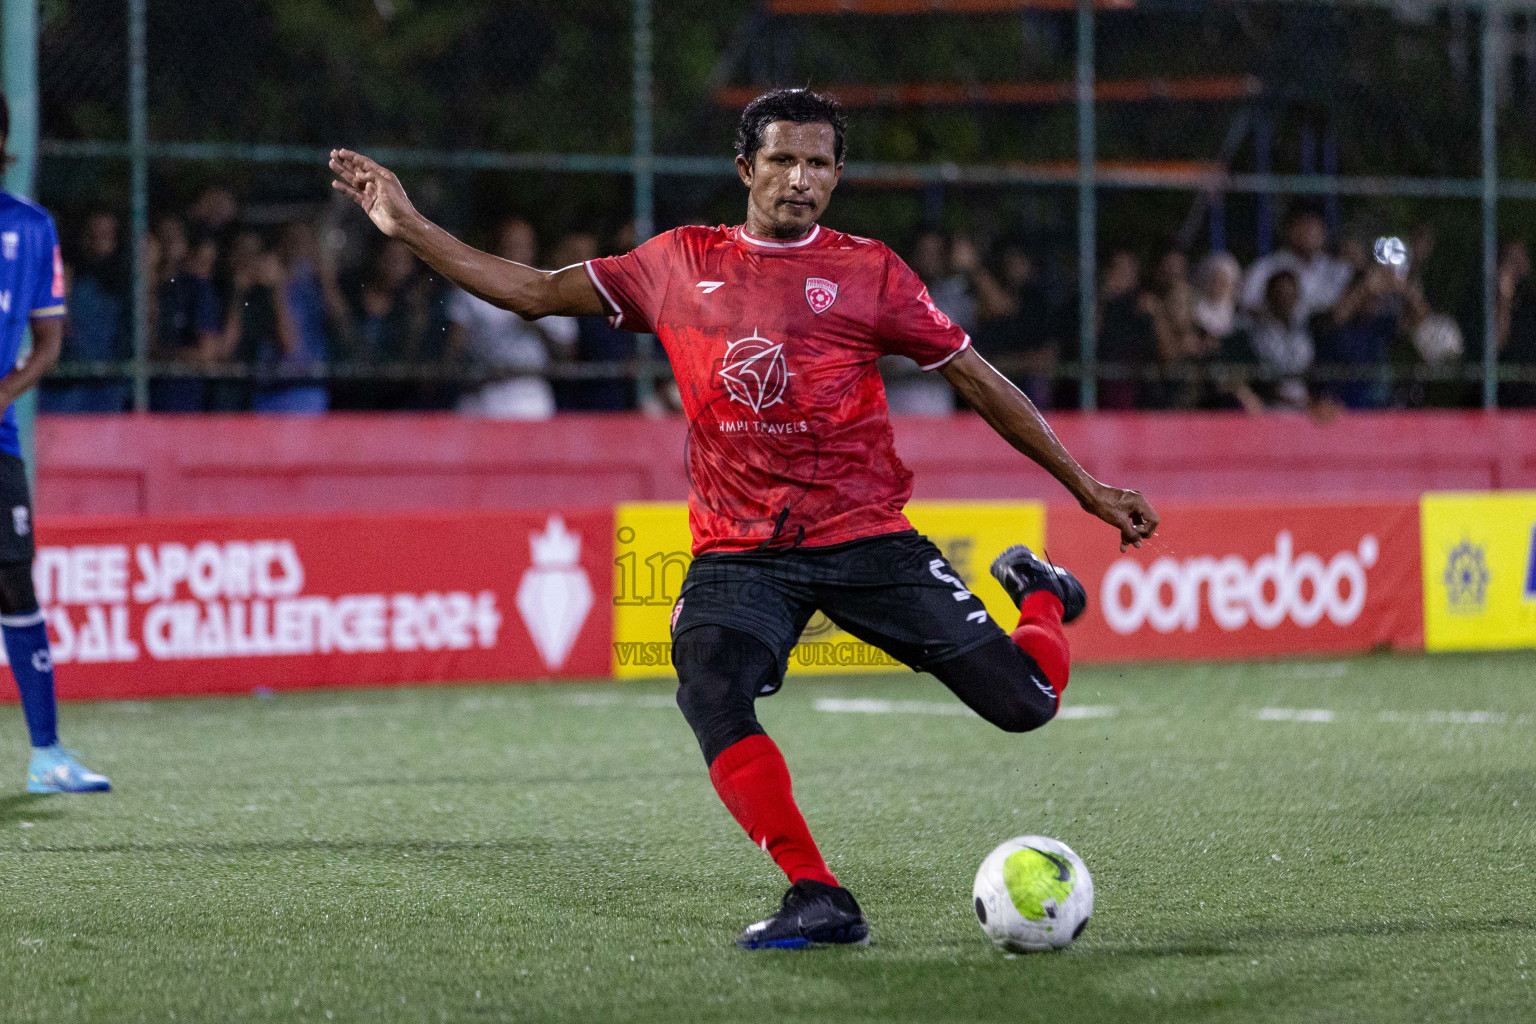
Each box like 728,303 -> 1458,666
27,745 -> 111,794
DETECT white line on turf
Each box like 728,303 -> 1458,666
1256,707 -> 1527,725
108,701 -> 153,714
813,698 -> 1115,719
1269,662 -> 1352,679
1377,710 -> 1514,725
1056,705 -> 1117,719
1257,707 -> 1336,722
557,693 -> 1526,728
563,693 -> 675,709
564,693 -> 622,706
815,698 -> 974,716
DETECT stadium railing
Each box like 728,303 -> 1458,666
40,357 -> 1536,396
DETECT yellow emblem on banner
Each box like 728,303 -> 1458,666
612,501 -> 1045,677
1421,491 -> 1536,651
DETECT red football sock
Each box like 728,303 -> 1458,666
708,734 -> 839,887
1011,590 -> 1070,698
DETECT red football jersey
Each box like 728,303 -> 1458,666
586,223 -> 970,554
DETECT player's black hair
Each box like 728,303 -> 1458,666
735,88 -> 847,166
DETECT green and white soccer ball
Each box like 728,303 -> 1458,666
973,835 -> 1093,952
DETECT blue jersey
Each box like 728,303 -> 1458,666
0,192 -> 65,457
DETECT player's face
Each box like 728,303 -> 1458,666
737,121 -> 842,240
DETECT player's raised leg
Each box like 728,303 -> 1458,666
988,544 -> 1087,700
673,624 -> 869,949
906,543 -> 1086,733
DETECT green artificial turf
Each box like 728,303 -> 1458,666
2,652 -> 1535,1023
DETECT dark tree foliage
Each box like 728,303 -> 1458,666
31,0 -> 1536,258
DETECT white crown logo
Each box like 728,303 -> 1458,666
530,515 -> 582,567
517,515 -> 593,671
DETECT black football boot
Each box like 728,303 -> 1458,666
989,545 -> 1088,624
736,879 -> 871,950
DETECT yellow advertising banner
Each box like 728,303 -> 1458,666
1421,492 -> 1536,651
612,501 -> 1045,678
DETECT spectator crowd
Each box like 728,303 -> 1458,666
41,187 -> 644,417
886,205 -> 1505,418
37,192 -> 1536,417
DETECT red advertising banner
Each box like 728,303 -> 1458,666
1047,500 -> 1423,662
8,509 -> 613,700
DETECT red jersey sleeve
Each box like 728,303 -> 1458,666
876,248 -> 971,370
584,230 -> 675,333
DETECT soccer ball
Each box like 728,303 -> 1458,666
972,835 -> 1093,952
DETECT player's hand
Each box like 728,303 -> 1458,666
1083,484 -> 1158,551
328,149 -> 420,241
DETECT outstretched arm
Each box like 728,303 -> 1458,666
328,149 -> 605,319
941,347 -> 1159,550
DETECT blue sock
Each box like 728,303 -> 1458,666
3,611 -> 57,749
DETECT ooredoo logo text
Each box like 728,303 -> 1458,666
1101,531 -> 1379,635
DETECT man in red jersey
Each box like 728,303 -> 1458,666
330,88 -> 1157,949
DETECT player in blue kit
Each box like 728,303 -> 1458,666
0,96 -> 108,794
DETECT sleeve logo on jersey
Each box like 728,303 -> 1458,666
718,329 -> 794,413
51,246 -> 65,298
917,284 -> 955,329
805,277 -> 838,315
1,233 -> 17,261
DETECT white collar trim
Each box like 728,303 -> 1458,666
738,224 -> 821,249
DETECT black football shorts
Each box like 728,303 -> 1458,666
670,529 -> 1008,684
0,454 -> 35,562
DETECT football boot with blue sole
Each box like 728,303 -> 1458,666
27,746 -> 111,794
990,545 -> 1088,624
737,879 -> 870,950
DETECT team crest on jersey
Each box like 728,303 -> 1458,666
1,233 -> 17,261
718,329 -> 794,413
805,277 -> 838,315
